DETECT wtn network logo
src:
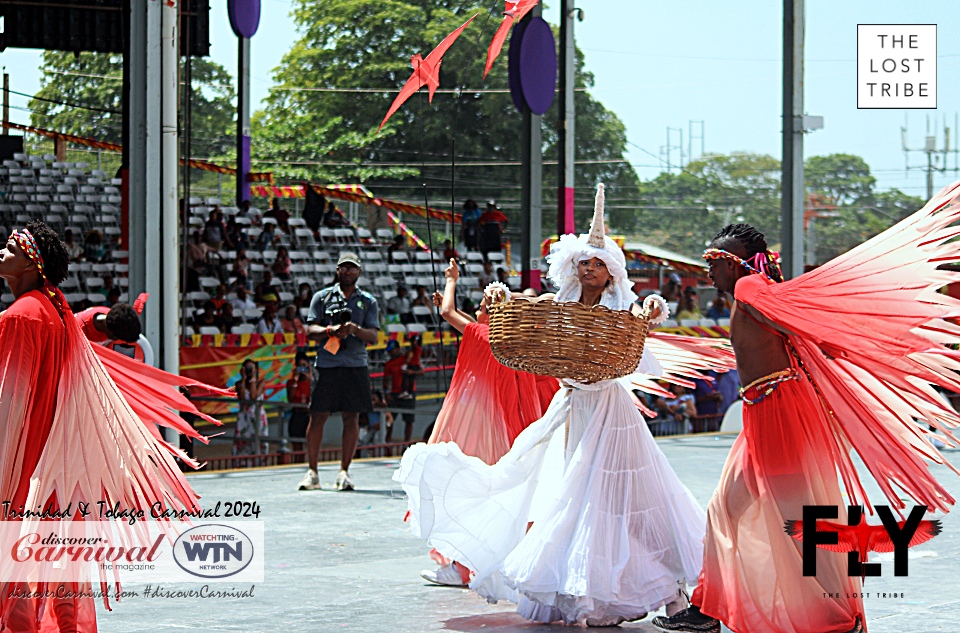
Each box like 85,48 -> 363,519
785,505 -> 941,580
173,524 -> 255,579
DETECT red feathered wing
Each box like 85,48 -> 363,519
784,518 -> 941,553
483,0 -> 541,78
378,13 -> 478,131
736,181 -> 960,516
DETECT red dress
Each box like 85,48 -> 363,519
0,290 -> 230,632
428,323 -> 556,463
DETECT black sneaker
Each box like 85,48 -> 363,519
651,606 -> 720,633
842,617 -> 863,633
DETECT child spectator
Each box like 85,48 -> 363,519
272,246 -> 292,281
399,334 -> 423,400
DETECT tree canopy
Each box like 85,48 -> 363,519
253,0 -> 639,231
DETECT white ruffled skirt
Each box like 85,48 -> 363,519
394,377 -> 706,626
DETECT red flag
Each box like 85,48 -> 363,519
483,0 -> 541,78
378,13 -> 479,132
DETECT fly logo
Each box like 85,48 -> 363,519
785,505 -> 941,579
173,524 -> 255,578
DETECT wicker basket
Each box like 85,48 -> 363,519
487,298 -> 652,383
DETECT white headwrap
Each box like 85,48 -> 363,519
546,183 -> 638,310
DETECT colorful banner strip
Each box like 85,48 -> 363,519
2,121 -> 260,180
387,211 -> 430,251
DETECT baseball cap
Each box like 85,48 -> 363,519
337,252 -> 362,267
668,273 -> 681,284
385,340 -> 400,352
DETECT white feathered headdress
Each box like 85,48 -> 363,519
546,183 -> 638,310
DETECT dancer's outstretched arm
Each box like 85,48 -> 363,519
437,259 -> 473,333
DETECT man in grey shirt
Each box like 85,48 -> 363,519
298,252 -> 380,491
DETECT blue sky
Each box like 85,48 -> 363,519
1,0 -> 957,197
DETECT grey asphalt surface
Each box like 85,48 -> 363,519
96,433 -> 960,633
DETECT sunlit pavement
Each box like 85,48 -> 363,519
97,434 -> 960,632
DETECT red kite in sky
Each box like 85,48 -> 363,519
378,13 -> 479,132
483,0 -> 541,78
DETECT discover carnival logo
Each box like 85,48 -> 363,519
173,524 -> 255,579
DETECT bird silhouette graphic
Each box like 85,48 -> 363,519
784,514 -> 941,579
378,13 -> 479,132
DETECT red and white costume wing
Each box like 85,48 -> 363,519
28,314 -> 231,519
628,332 -> 736,400
735,181 -> 960,514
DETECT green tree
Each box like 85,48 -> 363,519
631,152 -> 781,257
29,51 -> 236,158
805,154 -> 876,207
254,0 -> 638,233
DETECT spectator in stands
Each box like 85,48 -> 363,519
300,251 -> 380,492
496,267 -> 508,285
99,275 -> 115,301
676,291 -> 703,321
232,270 -> 253,292
225,216 -> 248,251
479,200 -> 508,257
280,305 -> 306,336
442,239 -> 459,262
234,359 -> 268,456
412,285 -> 431,308
693,372 -> 723,431
297,282 -> 313,308
383,340 -> 417,443
203,209 -> 226,251
363,388 -> 393,447
232,249 -> 250,276
717,369 -> 741,416
272,246 -> 292,281
460,199 -> 481,252
661,272 -> 682,302
256,299 -> 284,335
84,230 -> 106,262
255,271 -> 280,305
239,200 -> 262,227
706,293 -> 730,320
211,284 -> 228,310
478,260 -> 495,288
386,286 -> 413,324
63,229 -> 83,262
231,286 -> 256,311
286,351 -> 314,448
400,333 -> 423,398
188,230 -> 210,271
218,302 -> 240,333
653,383 -> 697,434
387,234 -> 406,263
255,221 -> 278,252
106,287 -> 122,307
266,198 -> 291,234
192,301 -> 220,331
323,201 -> 350,228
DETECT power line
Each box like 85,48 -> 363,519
8,88 -> 120,115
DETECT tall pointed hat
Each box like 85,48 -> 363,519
587,183 -> 606,248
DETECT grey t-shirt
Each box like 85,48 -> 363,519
308,284 -> 380,368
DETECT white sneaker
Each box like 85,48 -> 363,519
297,469 -> 320,491
334,470 -> 354,491
420,562 -> 467,587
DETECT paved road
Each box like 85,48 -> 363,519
97,434 -> 960,632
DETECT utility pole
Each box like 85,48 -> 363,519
2,72 -> 8,136
556,0 -> 580,236
901,114 -> 959,200
780,0 -> 804,280
520,4 -> 544,291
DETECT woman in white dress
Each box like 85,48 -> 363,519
395,185 -> 707,626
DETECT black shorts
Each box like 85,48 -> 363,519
310,366 -> 373,413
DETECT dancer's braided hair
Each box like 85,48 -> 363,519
711,223 -> 783,283
26,221 -> 69,287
